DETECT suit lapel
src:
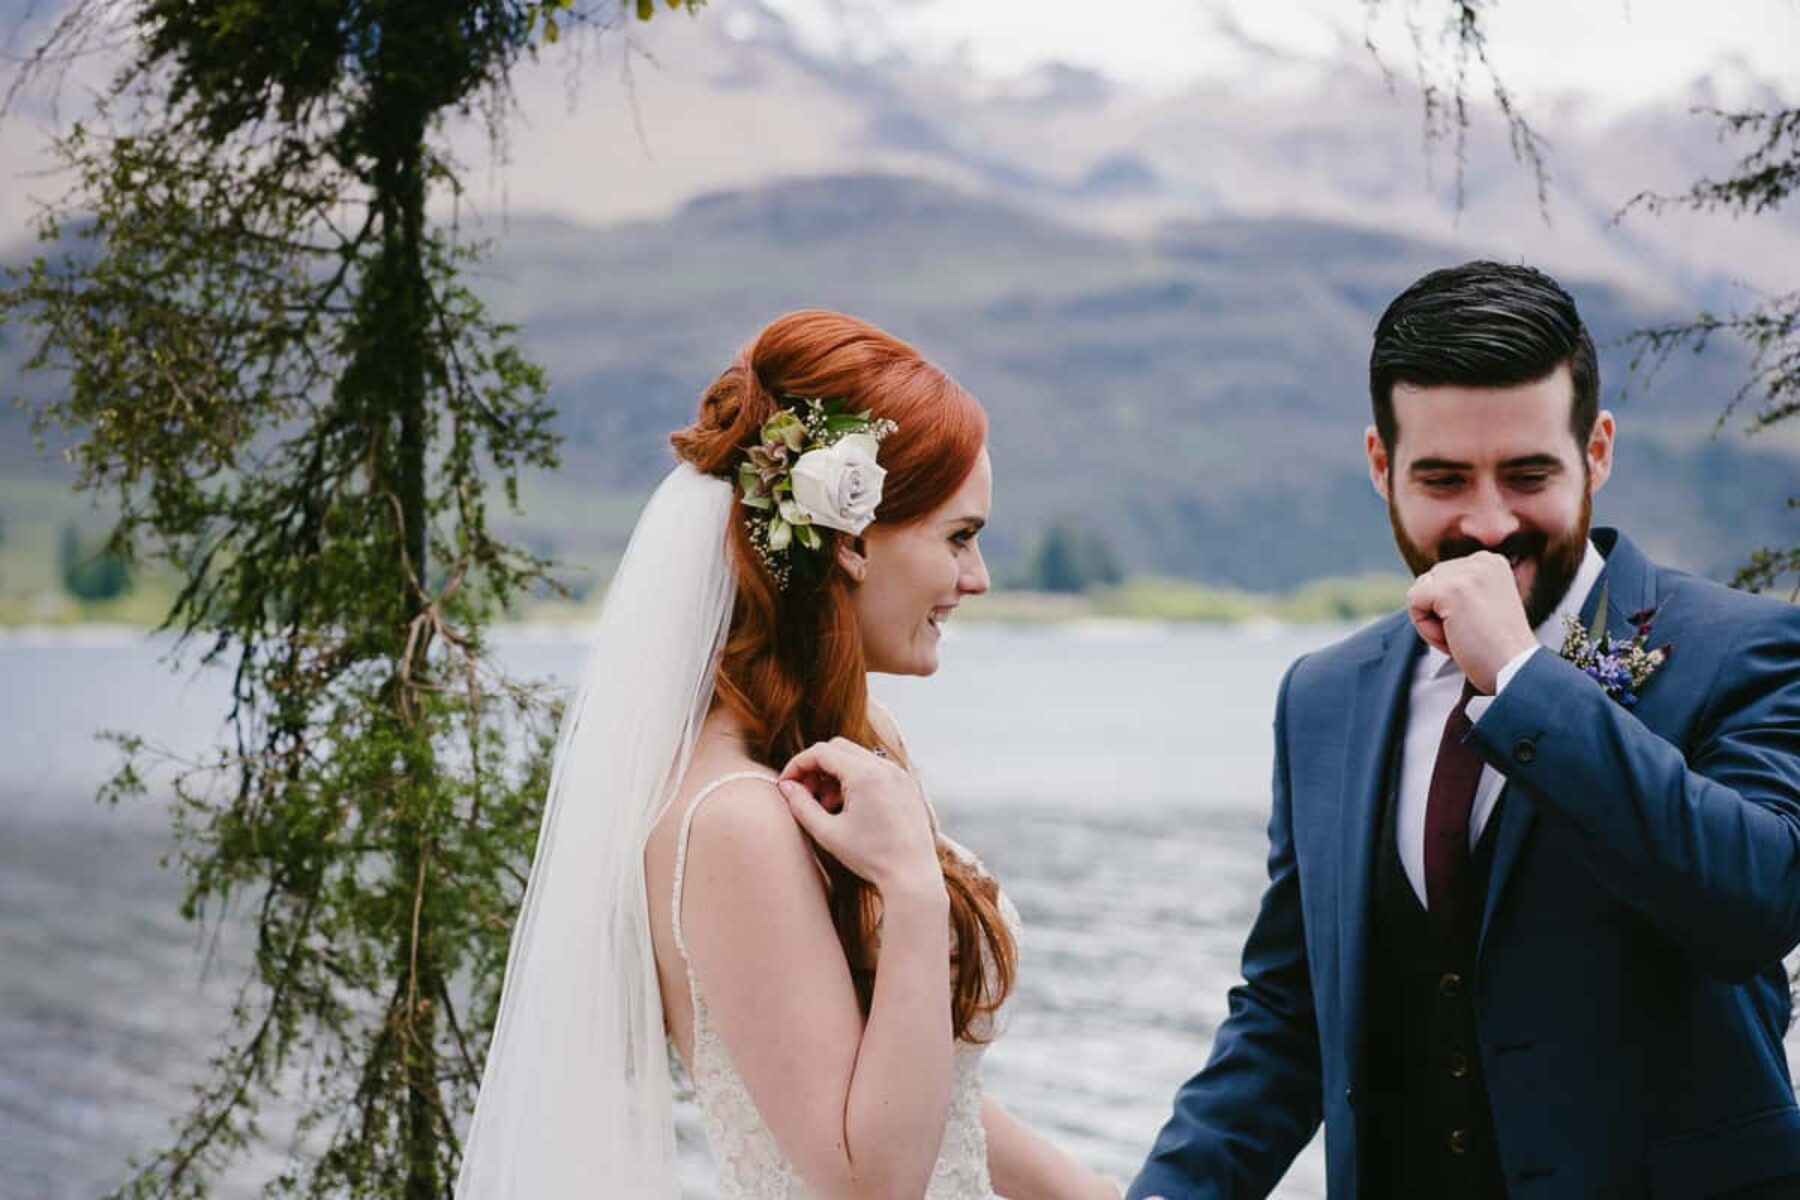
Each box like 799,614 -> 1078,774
1338,614 -> 1422,1085
1478,786 -> 1534,953
1478,527 -> 1657,952
1590,528 -> 1657,635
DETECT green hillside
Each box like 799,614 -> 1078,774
3,172 -> 1793,617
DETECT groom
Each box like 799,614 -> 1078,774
1131,261 -> 1800,1199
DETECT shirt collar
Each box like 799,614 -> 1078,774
1422,538 -> 1607,681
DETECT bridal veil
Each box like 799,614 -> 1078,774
456,463 -> 736,1198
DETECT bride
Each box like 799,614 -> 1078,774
457,311 -> 1116,1198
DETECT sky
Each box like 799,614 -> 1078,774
765,0 -> 1800,107
2,0 -> 1798,244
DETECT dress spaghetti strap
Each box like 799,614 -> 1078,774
670,770 -> 779,977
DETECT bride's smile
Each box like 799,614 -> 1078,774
847,448 -> 993,678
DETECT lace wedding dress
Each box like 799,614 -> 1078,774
670,771 -> 1019,1199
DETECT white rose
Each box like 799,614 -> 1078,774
788,433 -> 887,536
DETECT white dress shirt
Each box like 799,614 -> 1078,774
1394,540 -> 1606,907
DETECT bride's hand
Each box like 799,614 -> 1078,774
778,738 -> 942,898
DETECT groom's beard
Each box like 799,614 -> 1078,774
1389,484 -> 1592,630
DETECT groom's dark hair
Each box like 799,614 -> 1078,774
1369,260 -> 1599,452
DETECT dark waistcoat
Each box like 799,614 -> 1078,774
1359,756 -> 1509,1200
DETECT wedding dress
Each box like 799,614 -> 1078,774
669,770 -> 1019,1200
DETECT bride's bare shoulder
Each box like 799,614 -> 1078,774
652,749 -> 797,863
654,766 -> 828,924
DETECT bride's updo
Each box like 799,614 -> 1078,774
670,310 -> 1014,1041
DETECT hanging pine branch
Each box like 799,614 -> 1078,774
1364,1 -> 1795,598
1622,105 -> 1800,596
0,1 -> 701,1195
1361,0 -> 1552,213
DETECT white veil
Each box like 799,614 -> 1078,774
457,463 -> 737,1198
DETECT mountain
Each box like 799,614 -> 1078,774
460,173 -> 1792,590
6,0 -> 1797,307
4,171 -> 1792,591
397,0 -> 1800,306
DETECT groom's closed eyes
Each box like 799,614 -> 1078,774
1408,454 -> 1566,492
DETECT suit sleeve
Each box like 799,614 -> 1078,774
1470,603 -> 1800,981
1128,660 -> 1324,1200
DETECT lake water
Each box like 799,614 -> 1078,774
3,620 -> 1793,1199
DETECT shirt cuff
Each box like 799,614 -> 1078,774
1465,645 -> 1540,723
1494,645 -> 1540,695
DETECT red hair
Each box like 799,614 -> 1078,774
670,310 -> 1014,1040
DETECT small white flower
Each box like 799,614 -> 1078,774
789,433 -> 886,536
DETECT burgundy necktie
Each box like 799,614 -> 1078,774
1423,680 -> 1484,926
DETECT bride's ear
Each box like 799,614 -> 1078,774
835,537 -> 869,584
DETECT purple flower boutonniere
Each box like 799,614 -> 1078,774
1558,582 -> 1672,709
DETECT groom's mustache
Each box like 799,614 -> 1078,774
1433,530 -> 1548,566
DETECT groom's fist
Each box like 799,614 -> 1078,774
1406,551 -> 1538,693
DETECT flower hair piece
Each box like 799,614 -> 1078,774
738,396 -> 898,589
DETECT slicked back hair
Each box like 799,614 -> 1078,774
1370,260 -> 1599,452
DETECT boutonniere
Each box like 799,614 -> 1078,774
1558,582 -> 1672,709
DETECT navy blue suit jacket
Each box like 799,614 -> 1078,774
1131,530 -> 1800,1199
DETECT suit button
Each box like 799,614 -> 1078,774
1448,1128 -> 1469,1155
1449,1051 -> 1470,1079
1345,1086 -> 1355,1107
1438,971 -> 1464,998
1514,737 -> 1537,764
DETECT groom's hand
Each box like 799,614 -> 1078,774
1407,551 -> 1538,694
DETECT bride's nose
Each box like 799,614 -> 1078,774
960,546 -> 991,596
